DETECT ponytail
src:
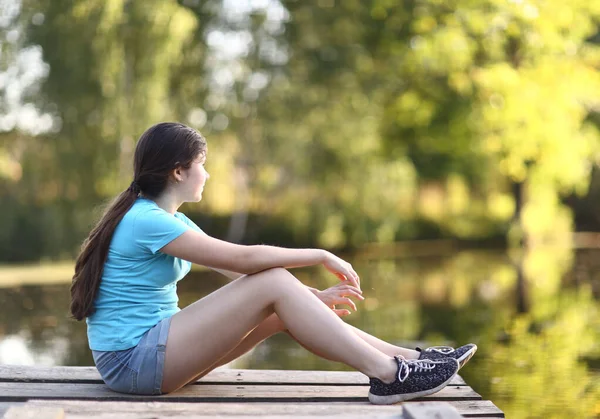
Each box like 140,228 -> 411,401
70,185 -> 139,320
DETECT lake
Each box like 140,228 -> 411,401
0,247 -> 598,418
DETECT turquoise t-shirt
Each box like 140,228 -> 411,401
86,197 -> 201,351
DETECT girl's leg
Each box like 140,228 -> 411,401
182,314 -> 285,385
161,268 -> 398,393
286,323 -> 418,361
345,324 -> 420,359
182,316 -> 418,387
209,314 -> 286,368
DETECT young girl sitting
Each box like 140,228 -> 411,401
70,122 -> 476,404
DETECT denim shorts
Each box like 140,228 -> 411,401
92,316 -> 171,395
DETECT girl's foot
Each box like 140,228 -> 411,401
368,356 -> 459,405
416,343 -> 477,370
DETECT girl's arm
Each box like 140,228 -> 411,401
160,230 -> 360,288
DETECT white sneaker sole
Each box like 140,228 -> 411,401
367,361 -> 459,405
456,344 -> 477,370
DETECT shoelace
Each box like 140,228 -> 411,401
396,358 -> 437,383
425,346 -> 454,354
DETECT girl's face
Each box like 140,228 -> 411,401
181,154 -> 209,202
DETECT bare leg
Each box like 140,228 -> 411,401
161,268 -> 398,393
346,324 -> 420,359
182,316 -> 417,387
286,322 -> 418,361
183,314 -> 285,386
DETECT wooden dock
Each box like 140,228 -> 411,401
0,365 -> 504,418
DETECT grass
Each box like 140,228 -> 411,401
0,261 -> 75,288
0,260 -> 215,288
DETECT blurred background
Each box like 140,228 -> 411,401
0,0 -> 599,417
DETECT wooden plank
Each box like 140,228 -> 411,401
0,382 -> 481,402
3,407 -> 64,419
0,366 -> 466,386
405,401 -> 504,418
403,402 -> 462,419
20,400 -> 505,418
446,401 -> 504,418
35,416 -> 380,419
7,412 -> 385,419
11,401 -> 406,419
0,403 -> 26,418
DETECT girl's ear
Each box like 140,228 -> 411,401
172,167 -> 183,182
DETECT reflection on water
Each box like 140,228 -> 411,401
0,248 -> 599,418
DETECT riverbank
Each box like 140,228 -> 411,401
2,232 -> 600,288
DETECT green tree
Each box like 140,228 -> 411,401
245,0 -> 600,245
377,0 -> 600,245
234,1 -> 420,247
0,0 -> 206,259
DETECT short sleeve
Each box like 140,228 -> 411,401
132,207 -> 191,254
176,212 -> 204,234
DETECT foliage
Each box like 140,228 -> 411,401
0,0 -> 599,259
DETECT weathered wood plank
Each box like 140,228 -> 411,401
0,366 -> 466,386
20,400 -> 505,418
3,407 -> 64,419
0,403 -> 26,418
403,402 -> 462,419
407,400 -> 504,418
0,382 -> 481,402
21,416 -> 380,419
10,401 -> 406,419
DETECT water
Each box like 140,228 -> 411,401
0,248 -> 598,418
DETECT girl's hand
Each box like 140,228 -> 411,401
311,282 -> 365,317
323,251 -> 361,290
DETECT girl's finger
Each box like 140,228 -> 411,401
345,272 -> 360,289
333,288 -> 364,300
351,269 -> 361,288
344,288 -> 364,299
333,309 -> 351,317
340,285 -> 363,297
336,283 -> 362,294
336,297 -> 357,312
346,284 -> 363,294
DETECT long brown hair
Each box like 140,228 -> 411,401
70,122 -> 206,320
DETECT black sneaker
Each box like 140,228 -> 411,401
368,356 -> 459,405
416,343 -> 477,370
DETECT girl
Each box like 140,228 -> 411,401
70,122 -> 475,405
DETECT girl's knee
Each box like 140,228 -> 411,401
251,267 -> 300,288
262,267 -> 291,276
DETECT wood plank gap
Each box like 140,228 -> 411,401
0,378 -> 465,387
0,383 -> 481,403
0,366 -> 467,386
